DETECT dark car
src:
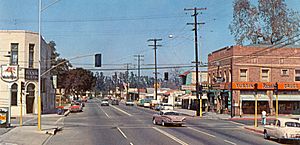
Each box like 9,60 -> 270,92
111,99 -> 119,105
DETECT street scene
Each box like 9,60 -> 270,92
1,0 -> 300,145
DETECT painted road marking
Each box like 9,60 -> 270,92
23,117 -> 36,125
224,139 -> 237,145
96,103 -> 111,118
130,142 -> 134,145
153,127 -> 188,145
117,127 -> 128,139
110,105 -> 132,116
187,127 -> 216,138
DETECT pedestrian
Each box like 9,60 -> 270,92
262,110 -> 267,125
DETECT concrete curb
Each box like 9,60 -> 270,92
44,126 -> 63,135
244,126 -> 264,134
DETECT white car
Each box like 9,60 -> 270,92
264,118 -> 300,141
161,103 -> 173,110
125,100 -> 134,106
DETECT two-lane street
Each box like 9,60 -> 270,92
46,99 -> 280,145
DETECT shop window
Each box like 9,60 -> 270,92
261,69 -> 269,82
240,69 -> 247,81
11,83 -> 18,106
295,70 -> 300,81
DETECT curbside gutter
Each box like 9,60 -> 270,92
244,126 -> 264,134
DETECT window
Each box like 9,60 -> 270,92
29,44 -> 34,68
261,69 -> 269,82
240,69 -> 247,81
281,69 -> 289,76
11,83 -> 18,106
295,70 -> 300,81
10,43 -> 18,65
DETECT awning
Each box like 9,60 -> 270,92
179,94 -> 207,100
241,95 -> 300,101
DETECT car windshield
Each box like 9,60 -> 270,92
285,122 -> 300,127
164,112 -> 180,116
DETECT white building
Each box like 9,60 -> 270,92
0,30 -> 55,116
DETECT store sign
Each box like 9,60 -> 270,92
25,68 -> 38,80
232,82 -> 300,90
1,65 -> 18,82
181,85 -> 196,91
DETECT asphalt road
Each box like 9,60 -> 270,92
45,99 -> 281,145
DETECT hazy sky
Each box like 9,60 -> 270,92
0,0 -> 300,76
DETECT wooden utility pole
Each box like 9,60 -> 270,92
134,55 -> 144,100
185,7 -> 206,117
148,39 -> 162,100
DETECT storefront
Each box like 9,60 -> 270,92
233,82 -> 300,115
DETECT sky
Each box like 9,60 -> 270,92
0,0 -> 300,77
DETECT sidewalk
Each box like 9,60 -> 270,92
0,112 -> 68,145
0,125 -> 61,145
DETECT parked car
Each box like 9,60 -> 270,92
152,110 -> 186,126
161,103 -> 173,110
125,100 -> 134,106
69,102 -> 83,112
264,118 -> 300,141
101,99 -> 109,106
111,99 -> 119,105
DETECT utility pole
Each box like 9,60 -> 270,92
125,63 -> 130,101
134,54 -> 144,100
185,7 -> 206,117
148,39 -> 162,100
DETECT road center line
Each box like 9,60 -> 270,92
224,139 -> 237,145
96,103 -> 111,119
187,127 -> 216,138
152,127 -> 188,145
117,127 -> 128,139
110,105 -> 132,116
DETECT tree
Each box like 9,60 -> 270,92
48,41 -> 72,88
229,0 -> 300,45
64,68 -> 96,98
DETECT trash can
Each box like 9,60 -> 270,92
0,108 -> 8,128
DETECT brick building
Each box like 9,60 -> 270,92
208,45 -> 300,116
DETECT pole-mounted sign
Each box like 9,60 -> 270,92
1,65 -> 19,83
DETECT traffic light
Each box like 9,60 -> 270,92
95,54 -> 102,67
21,81 -> 25,91
274,82 -> 278,95
164,72 -> 168,81
254,83 -> 258,94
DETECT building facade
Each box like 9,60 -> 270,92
0,30 -> 55,116
180,71 -> 208,111
208,45 -> 300,116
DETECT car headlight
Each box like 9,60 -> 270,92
182,118 -> 186,122
165,118 -> 171,122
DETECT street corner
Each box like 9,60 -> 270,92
244,126 -> 264,134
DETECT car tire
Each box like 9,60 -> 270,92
161,121 -> 165,126
263,130 -> 270,139
153,118 -> 157,125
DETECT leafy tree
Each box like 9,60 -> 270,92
48,41 -> 72,88
64,68 -> 96,98
229,0 -> 300,45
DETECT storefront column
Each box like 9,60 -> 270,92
268,91 -> 274,115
